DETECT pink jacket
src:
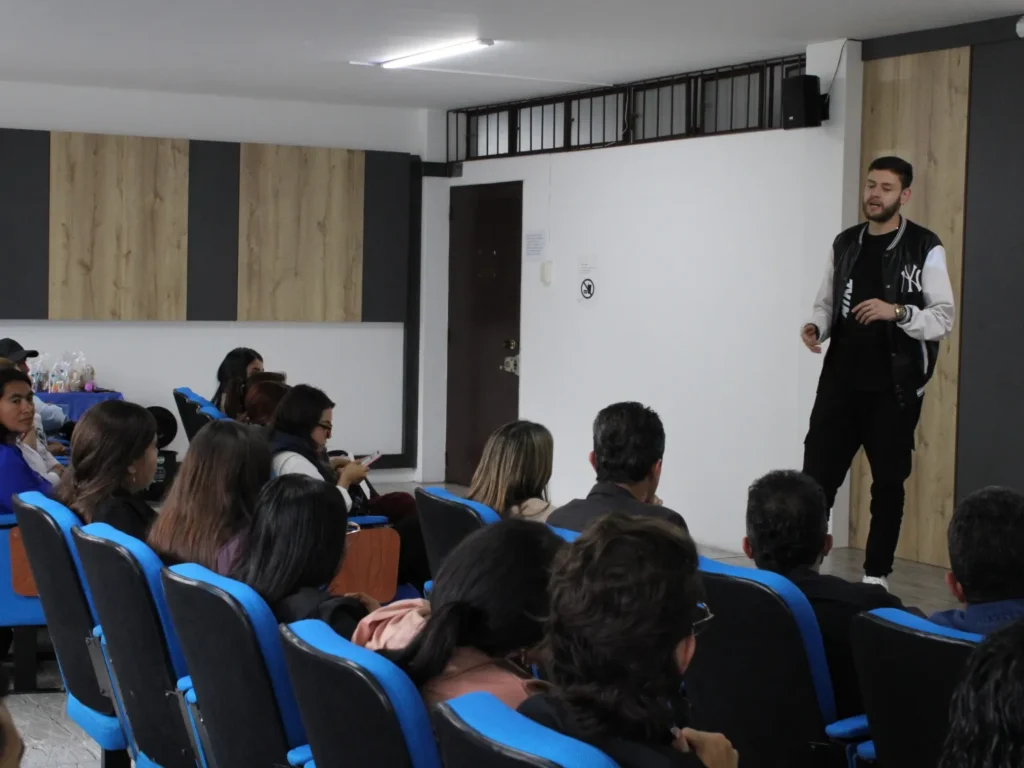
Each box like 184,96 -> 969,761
351,599 -> 543,709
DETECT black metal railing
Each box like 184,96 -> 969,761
447,54 -> 806,163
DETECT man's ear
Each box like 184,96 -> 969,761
651,458 -> 663,484
742,536 -> 754,560
675,634 -> 697,674
822,533 -> 834,559
946,571 -> 967,604
901,186 -> 912,206
588,451 -> 597,473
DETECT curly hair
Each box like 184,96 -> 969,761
544,513 -> 704,742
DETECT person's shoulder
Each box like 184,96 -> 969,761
802,571 -> 904,609
517,693 -> 563,725
545,499 -> 590,531
903,219 -> 943,250
644,504 -> 688,531
833,223 -> 865,249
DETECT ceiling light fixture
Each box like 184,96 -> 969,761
379,39 -> 495,70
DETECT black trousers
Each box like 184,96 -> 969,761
802,377 -> 922,577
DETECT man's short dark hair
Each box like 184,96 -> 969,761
948,487 -> 1024,604
592,402 -> 665,484
868,156 -> 914,189
746,470 -> 828,573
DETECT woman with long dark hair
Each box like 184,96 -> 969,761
230,474 -> 371,638
221,371 -> 287,422
467,420 -> 556,520
242,379 -> 290,427
357,520 -> 563,708
147,420 -> 271,570
57,400 -> 158,539
518,513 -> 737,768
212,347 -> 263,412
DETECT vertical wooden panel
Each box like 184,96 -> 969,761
237,144 -> 364,322
850,47 -> 969,567
49,132 -> 189,321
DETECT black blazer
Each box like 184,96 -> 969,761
92,490 -> 157,541
547,482 -> 688,534
272,587 -> 369,640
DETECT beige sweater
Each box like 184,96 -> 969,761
508,497 -> 557,523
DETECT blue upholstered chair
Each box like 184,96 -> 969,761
847,608 -> 982,767
280,619 -> 441,768
11,492 -> 132,766
687,557 -> 847,767
161,563 -> 307,768
73,523 -> 203,768
433,692 -> 619,767
0,510 -> 46,691
549,526 -> 579,543
415,487 -> 501,576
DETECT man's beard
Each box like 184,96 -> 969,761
863,198 -> 901,223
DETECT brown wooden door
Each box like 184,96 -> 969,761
446,182 -> 523,485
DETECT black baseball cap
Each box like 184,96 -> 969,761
0,338 -> 38,364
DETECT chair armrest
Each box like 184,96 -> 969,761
349,516 -> 388,527
423,580 -> 433,596
826,714 -> 870,741
287,745 -> 313,767
856,740 -> 876,761
176,676 -> 193,693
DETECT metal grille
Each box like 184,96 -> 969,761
448,54 -> 806,162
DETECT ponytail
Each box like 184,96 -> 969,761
383,602 -> 481,687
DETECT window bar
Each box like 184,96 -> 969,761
564,99 -> 572,149
729,73 -> 735,132
465,113 -> 472,159
767,65 -> 775,128
714,71 -> 720,133
540,104 -> 545,151
656,86 -> 662,138
669,83 -> 675,136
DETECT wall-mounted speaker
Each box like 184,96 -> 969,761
782,74 -> 824,129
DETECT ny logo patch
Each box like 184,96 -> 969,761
901,264 -> 923,292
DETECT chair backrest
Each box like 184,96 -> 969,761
433,692 -> 619,768
73,523 -> 194,768
172,388 -> 209,442
162,563 -> 305,768
11,492 -> 113,715
415,487 -> 501,576
686,558 -> 837,767
548,527 -> 579,543
852,608 -> 982,767
280,620 -> 441,768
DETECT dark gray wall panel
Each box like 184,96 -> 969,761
187,140 -> 240,321
956,40 -> 1024,498
361,151 -> 411,323
0,128 -> 50,319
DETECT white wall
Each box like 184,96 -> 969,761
2,321 -> 405,457
441,43 -> 863,552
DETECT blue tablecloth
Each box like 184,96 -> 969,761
36,391 -> 124,422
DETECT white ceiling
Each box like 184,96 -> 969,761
0,0 -> 1020,110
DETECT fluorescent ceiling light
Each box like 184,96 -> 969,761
379,39 -> 494,69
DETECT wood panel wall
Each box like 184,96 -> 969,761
237,144 -> 365,322
49,132 -> 189,320
850,47 -> 970,567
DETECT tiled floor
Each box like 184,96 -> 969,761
4,539 -> 957,766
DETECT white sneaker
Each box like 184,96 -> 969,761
862,575 -> 889,591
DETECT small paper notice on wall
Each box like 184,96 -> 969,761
577,257 -> 598,304
525,231 -> 547,263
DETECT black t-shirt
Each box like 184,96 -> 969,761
92,490 -> 158,541
828,230 -> 897,390
272,587 -> 369,640
518,694 -> 702,768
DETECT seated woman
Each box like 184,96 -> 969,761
240,378 -> 290,427
222,371 -> 288,422
466,420 -> 556,521
355,519 -> 563,709
0,367 -> 51,516
230,474 -> 372,638
147,420 -> 271,572
57,400 -> 159,539
212,347 -> 263,413
0,358 -> 62,486
518,514 -> 737,768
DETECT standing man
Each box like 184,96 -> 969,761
800,156 -> 955,589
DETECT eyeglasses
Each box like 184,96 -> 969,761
317,421 -> 333,436
693,602 -> 715,636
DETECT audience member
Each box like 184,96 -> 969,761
242,379 -> 290,427
466,420 -> 556,521
361,520 -> 562,709
519,514 -> 735,768
743,470 -> 908,719
230,475 -> 372,639
0,359 -> 62,485
548,402 -> 686,532
0,367 -> 52,517
221,371 -> 287,422
57,401 -> 159,539
148,420 -> 271,571
0,338 -> 66,432
212,347 -> 263,412
0,664 -> 24,768
938,618 -> 1024,768
930,487 -> 1024,634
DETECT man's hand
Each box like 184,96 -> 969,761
852,299 -> 897,324
47,442 -> 67,456
673,728 -> 739,768
801,324 -> 822,354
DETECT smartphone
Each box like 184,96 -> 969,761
360,450 -> 383,467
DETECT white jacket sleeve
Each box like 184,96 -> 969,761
808,250 -> 835,342
273,452 -> 353,511
897,245 -> 956,342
